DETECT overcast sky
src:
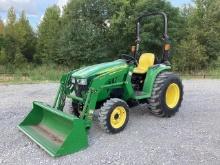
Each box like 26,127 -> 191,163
0,0 -> 192,28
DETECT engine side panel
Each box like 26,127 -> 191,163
90,66 -> 133,103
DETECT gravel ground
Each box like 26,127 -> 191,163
0,80 -> 220,165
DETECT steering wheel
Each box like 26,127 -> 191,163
121,54 -> 138,66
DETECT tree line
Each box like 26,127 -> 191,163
0,0 -> 220,72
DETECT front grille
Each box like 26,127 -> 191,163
74,83 -> 88,97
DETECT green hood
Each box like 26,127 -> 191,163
72,59 -> 128,78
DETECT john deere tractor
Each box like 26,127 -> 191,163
18,12 -> 183,157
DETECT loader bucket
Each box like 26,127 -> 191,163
18,101 -> 88,157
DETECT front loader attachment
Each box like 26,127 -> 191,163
18,101 -> 88,157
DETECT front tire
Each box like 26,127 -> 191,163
148,72 -> 183,117
98,98 -> 129,133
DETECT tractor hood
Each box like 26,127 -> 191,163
72,59 -> 128,78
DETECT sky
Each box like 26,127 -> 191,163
0,0 -> 192,29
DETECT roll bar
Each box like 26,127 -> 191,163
135,12 -> 169,61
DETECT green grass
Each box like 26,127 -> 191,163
180,67 -> 220,79
0,64 -> 220,84
0,64 -> 71,84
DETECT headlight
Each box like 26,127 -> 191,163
71,77 -> 76,84
77,79 -> 87,85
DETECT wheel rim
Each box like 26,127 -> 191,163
110,106 -> 126,129
165,83 -> 180,109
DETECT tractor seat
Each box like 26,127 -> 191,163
133,53 -> 155,74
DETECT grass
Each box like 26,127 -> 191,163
0,64 -> 220,84
180,67 -> 220,79
0,64 -> 71,84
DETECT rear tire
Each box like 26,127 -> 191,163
148,72 -> 183,117
98,98 -> 129,133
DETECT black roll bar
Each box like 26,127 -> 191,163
135,12 -> 169,59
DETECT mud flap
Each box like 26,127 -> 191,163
18,101 -> 88,157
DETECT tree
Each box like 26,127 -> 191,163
0,18 -> 4,34
36,5 -> 61,63
7,7 -> 16,25
14,48 -> 27,67
188,0 -> 220,61
173,0 -> 220,71
0,49 -> 7,64
173,34 -> 208,72
15,11 -> 36,62
4,7 -> 17,63
3,8 -> 36,65
58,0 -> 113,66
57,0 -> 185,66
109,0 -> 185,58
0,18 -> 4,52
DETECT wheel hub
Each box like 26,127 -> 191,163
165,83 -> 180,109
110,106 -> 126,129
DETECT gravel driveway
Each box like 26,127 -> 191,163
0,80 -> 220,165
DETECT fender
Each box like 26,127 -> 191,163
143,64 -> 171,97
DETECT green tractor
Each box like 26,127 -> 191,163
18,12 -> 183,157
